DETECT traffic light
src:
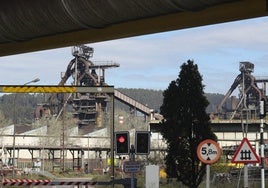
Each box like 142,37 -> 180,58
115,131 -> 130,155
135,131 -> 150,155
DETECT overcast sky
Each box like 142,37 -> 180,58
0,16 -> 268,95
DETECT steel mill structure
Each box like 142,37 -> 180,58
34,45 -> 161,134
34,45 -> 118,132
215,61 -> 268,121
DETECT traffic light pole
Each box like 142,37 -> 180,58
130,144 -> 135,188
110,94 -> 115,187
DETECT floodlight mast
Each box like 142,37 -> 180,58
12,78 -> 40,178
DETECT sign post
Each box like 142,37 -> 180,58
197,139 -> 221,188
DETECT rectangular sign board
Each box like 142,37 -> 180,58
124,161 -> 141,173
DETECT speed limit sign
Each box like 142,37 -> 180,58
197,139 -> 221,164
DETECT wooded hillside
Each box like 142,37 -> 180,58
0,89 -> 226,125
116,88 -> 225,113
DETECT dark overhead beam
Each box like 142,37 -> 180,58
0,0 -> 267,57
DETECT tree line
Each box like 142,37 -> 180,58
116,88 -> 227,113
0,90 -> 227,126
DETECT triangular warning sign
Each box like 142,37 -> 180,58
231,137 -> 260,163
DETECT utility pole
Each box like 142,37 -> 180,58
260,98 -> 266,188
60,93 -> 66,172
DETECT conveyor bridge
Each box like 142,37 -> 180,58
114,89 -> 163,120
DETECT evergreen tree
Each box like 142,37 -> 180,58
160,60 -> 217,188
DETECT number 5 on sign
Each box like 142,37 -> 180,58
197,139 -> 221,164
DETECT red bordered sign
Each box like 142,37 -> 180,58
197,139 -> 221,164
231,137 -> 260,164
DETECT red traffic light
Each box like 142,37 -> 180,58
118,136 -> 126,143
115,132 -> 129,155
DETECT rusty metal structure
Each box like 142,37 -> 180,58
60,45 -> 119,129
216,61 -> 268,120
36,45 -> 119,130
34,45 -> 162,133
